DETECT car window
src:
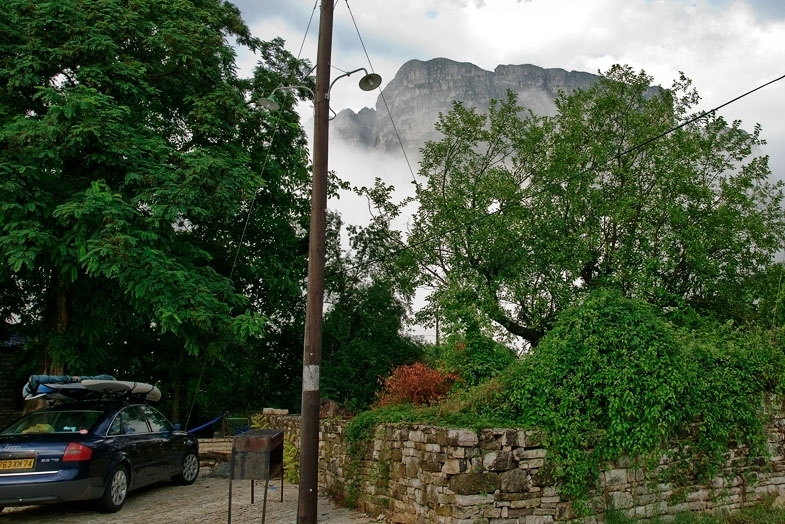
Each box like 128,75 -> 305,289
108,414 -> 124,436
121,406 -> 151,434
143,406 -> 173,433
1,410 -> 103,435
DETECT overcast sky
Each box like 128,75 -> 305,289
229,0 -> 784,339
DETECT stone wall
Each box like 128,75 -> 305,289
249,413 -> 785,524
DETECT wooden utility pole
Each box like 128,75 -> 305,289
298,0 -> 333,522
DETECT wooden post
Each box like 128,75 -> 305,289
297,0 -> 333,522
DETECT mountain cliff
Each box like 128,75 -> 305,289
332,58 -> 600,152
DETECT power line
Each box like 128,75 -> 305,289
229,2 -> 321,282
344,0 -> 418,185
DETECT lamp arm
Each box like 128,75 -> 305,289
328,67 -> 370,93
269,85 -> 315,100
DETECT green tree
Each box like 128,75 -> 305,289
314,179 -> 424,412
321,280 -> 423,413
406,65 -> 785,347
0,0 -> 317,416
434,332 -> 517,388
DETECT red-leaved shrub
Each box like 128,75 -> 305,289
376,362 -> 460,407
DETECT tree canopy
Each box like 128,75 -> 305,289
404,65 -> 785,347
0,0 -> 319,416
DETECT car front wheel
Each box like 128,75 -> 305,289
97,464 -> 129,513
172,450 -> 199,485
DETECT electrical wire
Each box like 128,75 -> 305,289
297,1 -> 320,60
191,2 -> 319,422
344,0 -> 418,185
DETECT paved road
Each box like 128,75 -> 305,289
0,474 -> 378,524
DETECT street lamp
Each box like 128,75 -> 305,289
258,4 -> 381,521
258,67 -> 381,113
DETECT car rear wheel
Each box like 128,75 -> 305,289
97,464 -> 129,513
172,450 -> 200,485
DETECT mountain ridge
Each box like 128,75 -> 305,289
332,57 -> 601,152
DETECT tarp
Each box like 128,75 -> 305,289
23,374 -> 116,400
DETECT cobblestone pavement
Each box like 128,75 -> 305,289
0,475 -> 379,524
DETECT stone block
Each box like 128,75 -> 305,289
442,458 -> 466,475
634,493 -> 657,506
447,429 -> 479,447
524,515 -> 555,524
499,429 -> 519,448
609,491 -> 634,510
447,446 -> 467,459
449,472 -> 500,495
479,430 -> 502,451
515,448 -> 547,460
425,451 -> 446,463
604,468 -> 628,488
500,468 -> 530,493
510,496 -> 541,509
405,457 -> 420,478
483,450 -> 514,471
454,493 -> 494,507
687,488 -> 711,502
421,460 -> 443,473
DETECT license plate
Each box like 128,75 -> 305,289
0,458 -> 35,471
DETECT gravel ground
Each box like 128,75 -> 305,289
0,470 -> 379,524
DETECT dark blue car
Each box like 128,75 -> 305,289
0,400 -> 199,513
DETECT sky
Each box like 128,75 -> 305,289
230,0 -> 785,338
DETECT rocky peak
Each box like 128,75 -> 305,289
332,58 -> 600,152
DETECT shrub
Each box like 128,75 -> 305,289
376,362 -> 460,407
497,289 -> 685,501
439,333 -> 517,387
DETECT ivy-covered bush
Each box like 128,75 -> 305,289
487,289 -> 784,501
672,322 -> 785,482
495,289 -> 685,499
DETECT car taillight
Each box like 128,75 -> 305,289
63,442 -> 93,462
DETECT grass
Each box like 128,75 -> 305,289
606,502 -> 785,524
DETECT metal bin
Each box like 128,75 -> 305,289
227,429 -> 284,524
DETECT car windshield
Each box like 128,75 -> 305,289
1,410 -> 103,435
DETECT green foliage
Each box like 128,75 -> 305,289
403,65 -> 785,347
455,290 -> 781,502
345,403 -> 425,448
436,332 -> 517,387
494,290 -> 684,499
321,280 -> 424,413
671,322 -> 783,482
339,294 -> 785,511
605,499 -> 785,523
0,0 -> 323,417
